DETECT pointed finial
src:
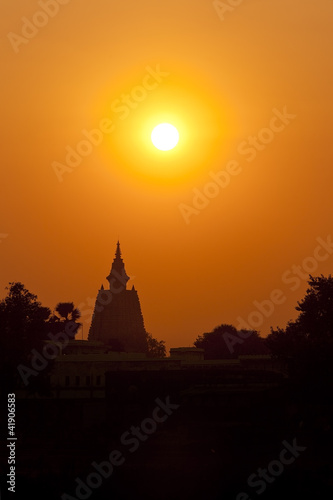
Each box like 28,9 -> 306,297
106,240 -> 130,291
101,284 -> 104,290
115,240 -> 121,258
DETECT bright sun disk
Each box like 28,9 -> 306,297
151,123 -> 179,151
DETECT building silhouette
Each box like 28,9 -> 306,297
15,241 -> 286,402
88,241 -> 148,352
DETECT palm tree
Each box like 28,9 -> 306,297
55,302 -> 81,323
49,302 -> 82,339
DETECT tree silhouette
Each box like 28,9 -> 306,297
266,274 -> 333,380
54,302 -> 81,323
194,323 -> 269,359
48,301 -> 81,340
294,274 -> 333,340
0,282 -> 52,394
146,332 -> 166,358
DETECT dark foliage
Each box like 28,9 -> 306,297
194,323 -> 269,359
266,275 -> 333,381
0,282 -> 52,395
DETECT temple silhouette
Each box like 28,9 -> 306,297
88,242 -> 148,352
10,242 -> 297,500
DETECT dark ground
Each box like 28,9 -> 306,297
1,371 -> 333,500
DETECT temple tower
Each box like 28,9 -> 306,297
88,242 -> 148,352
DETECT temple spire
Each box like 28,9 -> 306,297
106,241 -> 130,291
115,240 -> 121,259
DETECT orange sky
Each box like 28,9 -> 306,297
1,0 -> 333,351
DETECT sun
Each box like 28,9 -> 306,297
151,123 -> 179,151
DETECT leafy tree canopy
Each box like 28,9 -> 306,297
0,282 -> 52,393
0,282 -> 51,348
194,323 -> 269,359
266,275 -> 333,379
146,332 -> 166,358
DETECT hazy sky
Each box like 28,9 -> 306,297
1,0 -> 333,350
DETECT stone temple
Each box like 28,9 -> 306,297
88,242 -> 148,352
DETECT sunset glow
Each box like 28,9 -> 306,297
1,0 -> 333,351
2,2 -> 333,497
